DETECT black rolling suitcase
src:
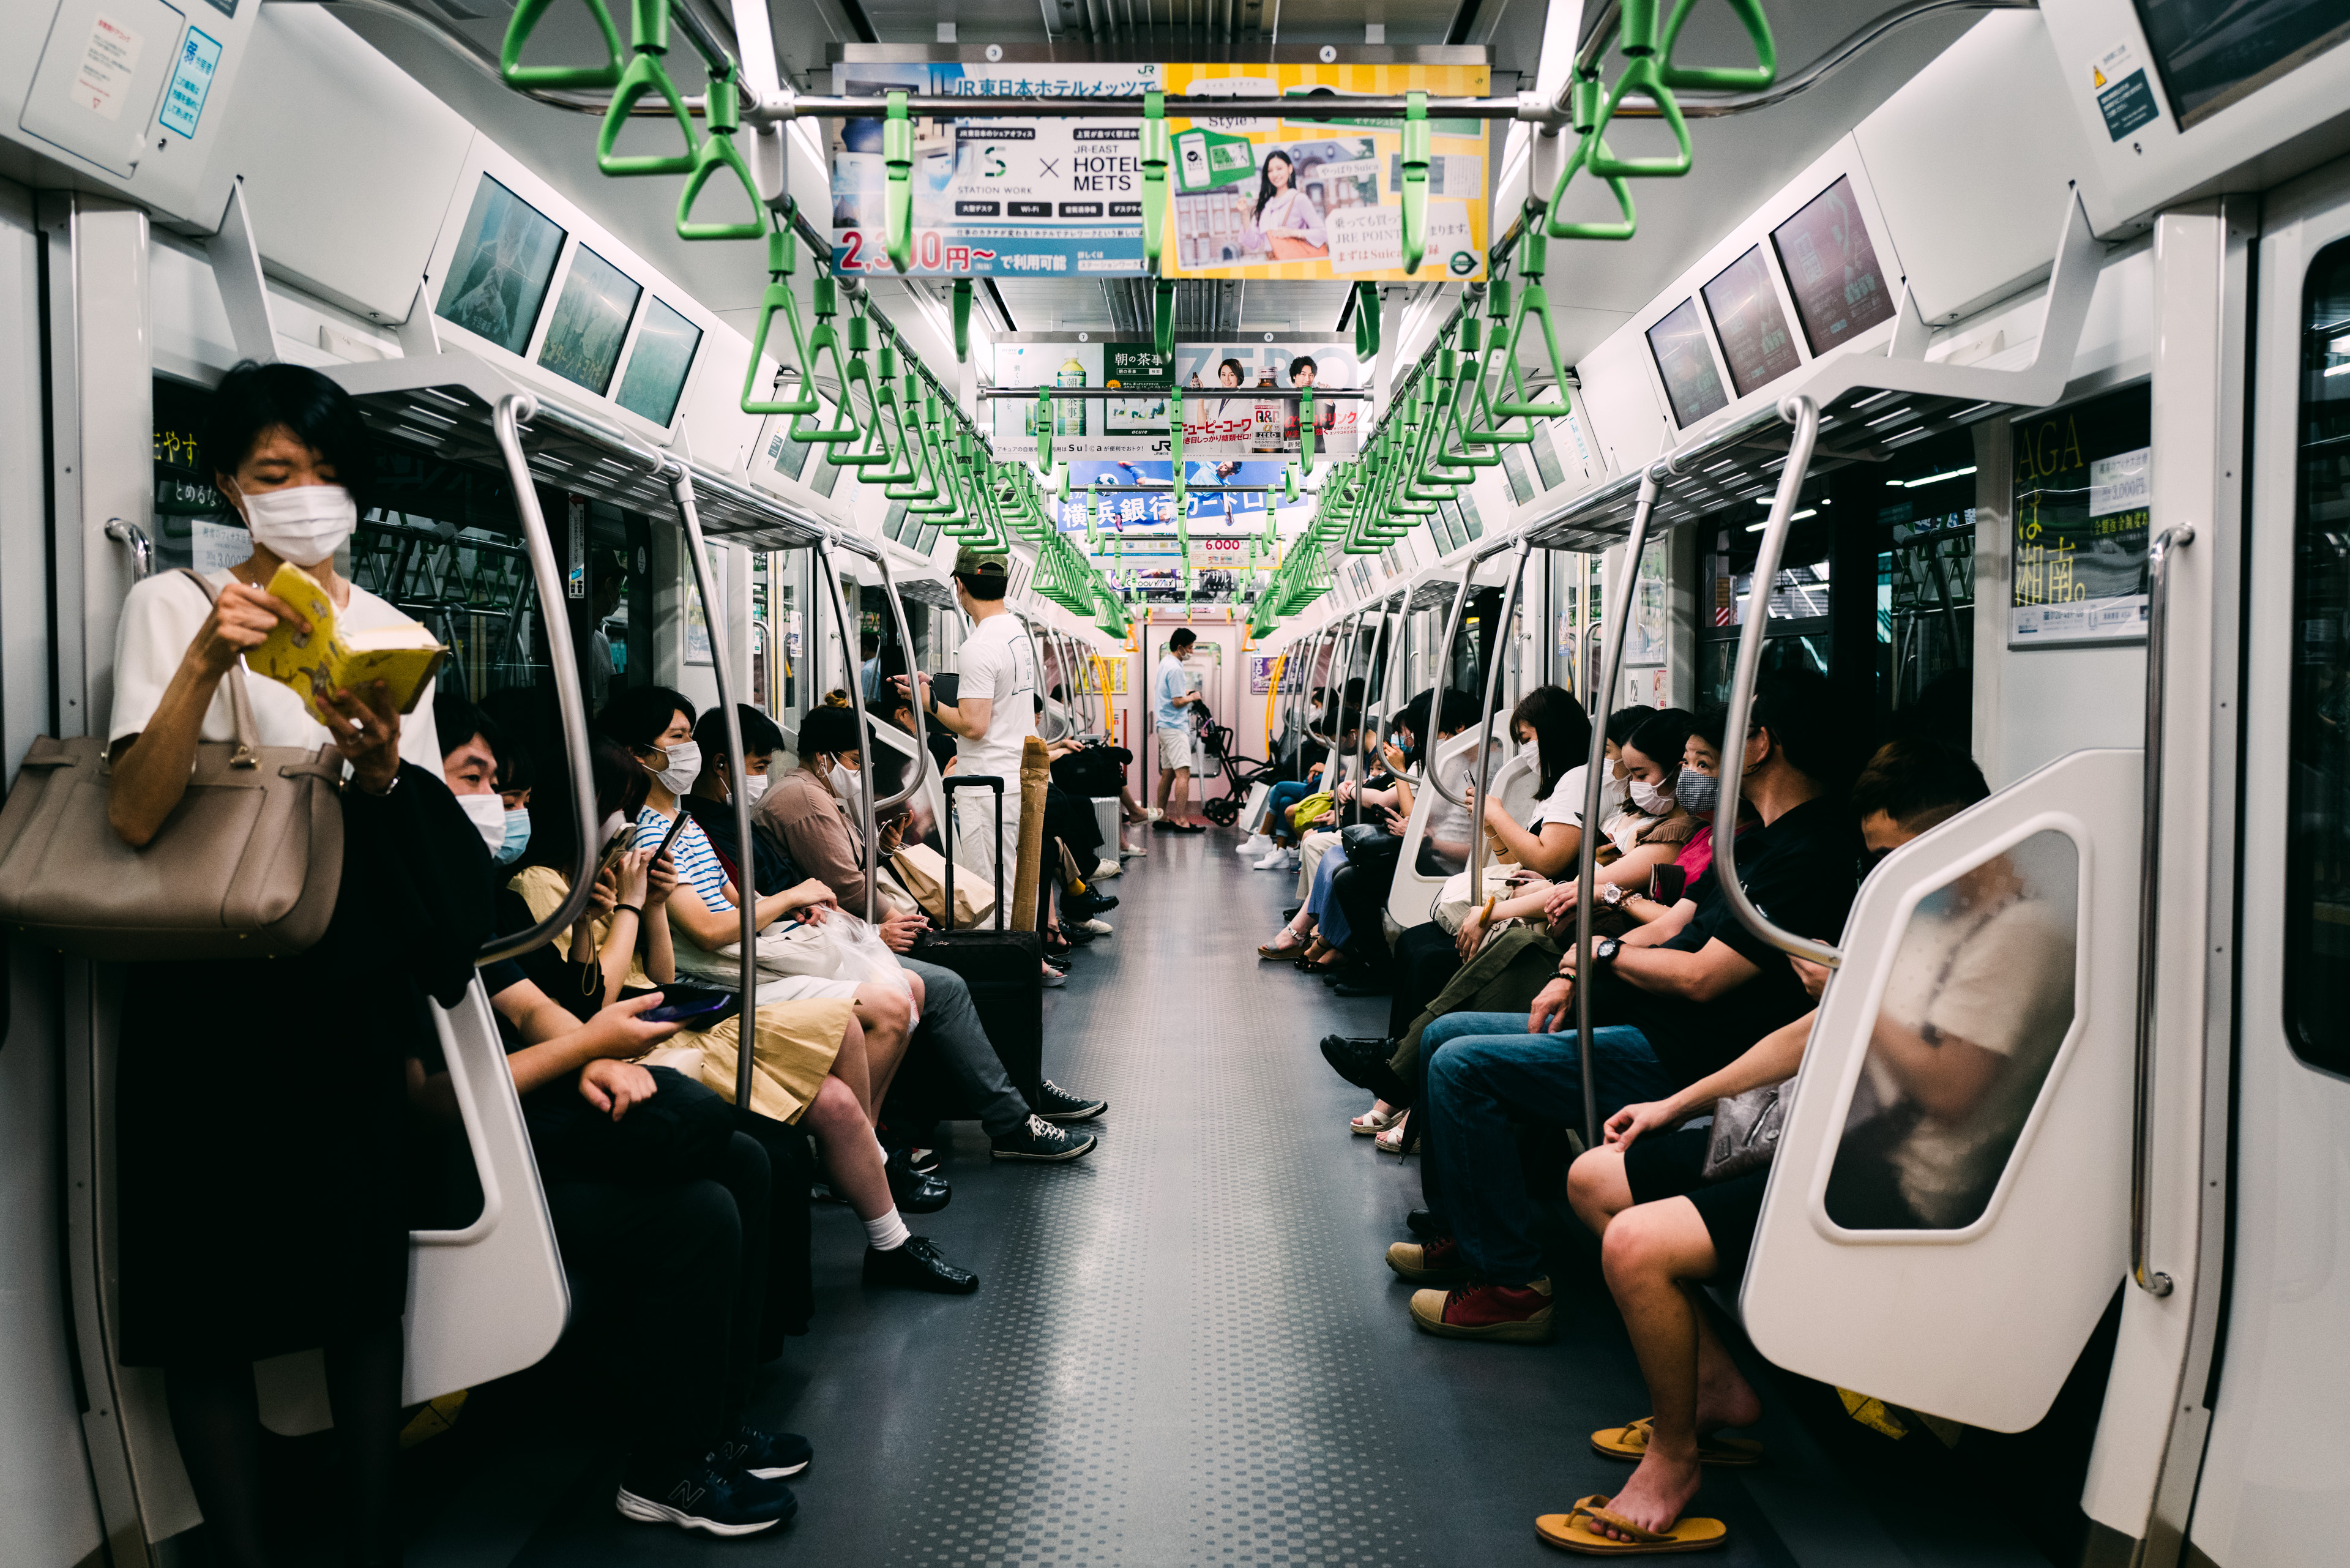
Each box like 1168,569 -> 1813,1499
912,776 -> 1043,1110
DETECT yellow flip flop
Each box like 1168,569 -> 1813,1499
1536,1495 -> 1728,1555
1591,1416 -> 1766,1468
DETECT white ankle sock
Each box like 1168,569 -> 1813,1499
873,1130 -> 890,1163
864,1208 -> 910,1252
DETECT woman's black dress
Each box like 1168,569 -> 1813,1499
114,764 -> 491,1367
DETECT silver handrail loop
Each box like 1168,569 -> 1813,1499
811,537 -> 884,922
1427,539 -> 1524,810
1711,395 -> 1840,969
2132,521 -> 2194,1299
1467,541 -> 1532,907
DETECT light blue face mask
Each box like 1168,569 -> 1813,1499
497,806 -> 532,865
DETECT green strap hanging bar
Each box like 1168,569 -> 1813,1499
1491,230 -> 1576,420
1035,386 -> 1053,470
788,278 -> 861,443
882,91 -> 914,274
1139,92 -> 1170,276
1354,283 -> 1381,359
1400,92 -> 1431,276
741,211 -> 818,416
825,311 -> 893,468
595,0 -> 698,177
1298,387 -> 1316,473
501,0 -> 624,88
676,64 -> 764,239
951,280 -> 972,363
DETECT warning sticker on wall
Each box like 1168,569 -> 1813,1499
2091,42 -> 2161,142
72,13 -> 143,122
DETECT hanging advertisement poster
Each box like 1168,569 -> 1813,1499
2009,385 -> 2151,646
824,59 -> 1488,280
1054,460 -> 1303,531
1163,62 -> 1490,283
993,335 -> 1356,459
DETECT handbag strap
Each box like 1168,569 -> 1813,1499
174,568 -> 263,767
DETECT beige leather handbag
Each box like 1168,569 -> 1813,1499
0,570 -> 347,960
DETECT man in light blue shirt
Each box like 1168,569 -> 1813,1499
1153,629 -> 1206,832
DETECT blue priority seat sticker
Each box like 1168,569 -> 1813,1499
159,27 -> 221,140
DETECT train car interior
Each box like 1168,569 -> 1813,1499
1,0 -> 2348,1562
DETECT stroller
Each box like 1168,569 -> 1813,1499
1191,701 -> 1278,826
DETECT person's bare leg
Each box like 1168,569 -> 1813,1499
1594,1200 -> 1757,1540
828,1013 -> 873,1120
852,982 -> 914,1108
1171,766 -> 1192,824
1567,1146 -> 1635,1237
804,1075 -> 892,1220
1156,766 -> 1174,819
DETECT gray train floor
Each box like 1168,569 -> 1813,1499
368,827 -> 2056,1568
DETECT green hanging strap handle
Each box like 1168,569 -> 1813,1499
1463,282 -> 1533,442
1354,283 -> 1381,359
1581,1 -> 1693,184
1153,278 -> 1176,360
501,0 -> 624,88
1400,92 -> 1431,276
1140,92 -> 1170,275
1492,230 -> 1575,420
1298,387 -> 1316,472
1546,73 -> 1638,241
1035,386 -> 1053,470
676,65 -> 764,239
742,213 -> 818,416
886,380 -> 942,500
1658,0 -> 1777,91
788,278 -> 860,442
883,92 -> 914,274
827,313 -> 891,468
1439,318 -> 1504,466
951,279 -> 972,362
595,0 -> 698,176
861,348 -> 919,485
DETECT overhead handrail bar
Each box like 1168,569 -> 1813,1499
2132,522 -> 2195,1299
1425,542 -> 1520,809
824,531 -> 932,814
1570,472 -> 1660,1150
1466,541 -> 1531,909
1711,395 -> 1837,968
665,459 -> 759,1096
811,540 -> 884,922
482,394 -> 602,965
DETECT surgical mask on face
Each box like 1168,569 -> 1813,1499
744,772 -> 770,804
497,806 -> 532,865
455,791 -> 506,856
647,740 -> 701,794
829,762 -> 860,802
1630,775 -> 1675,816
1676,770 -> 1721,819
1598,771 -> 1628,819
235,483 -> 357,568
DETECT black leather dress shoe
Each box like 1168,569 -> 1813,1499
1065,892 -> 1119,918
1334,969 -> 1392,998
862,1236 -> 979,1294
1319,1036 -> 1412,1106
885,1149 -> 951,1214
1406,1208 -> 1445,1239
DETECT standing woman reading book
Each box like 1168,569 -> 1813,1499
104,362 -> 469,1568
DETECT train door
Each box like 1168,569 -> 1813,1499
2175,160 -> 2350,1568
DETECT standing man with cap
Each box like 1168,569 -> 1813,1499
1154,629 -> 1207,833
897,547 -> 1037,890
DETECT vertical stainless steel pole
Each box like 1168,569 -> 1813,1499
1468,542 -> 1531,909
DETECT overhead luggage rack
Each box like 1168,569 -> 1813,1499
327,349 -> 827,550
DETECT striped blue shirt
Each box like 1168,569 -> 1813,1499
638,805 -> 731,911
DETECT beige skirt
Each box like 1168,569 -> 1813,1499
641,997 -> 854,1126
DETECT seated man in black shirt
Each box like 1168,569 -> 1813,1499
1385,673 -> 1859,1346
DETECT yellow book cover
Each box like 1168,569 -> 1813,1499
247,562 -> 449,728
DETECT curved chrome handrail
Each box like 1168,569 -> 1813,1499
1710,396 -> 1838,968
480,394 -> 602,966
1356,597 -> 1398,805
811,539 -> 884,922
1426,540 -> 1521,809
2133,522 -> 2195,1299
827,533 -> 933,813
1467,541 -> 1531,908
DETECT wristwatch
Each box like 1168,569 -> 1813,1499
1592,936 -> 1623,966
1597,883 -> 1628,909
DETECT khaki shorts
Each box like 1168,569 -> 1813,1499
1157,724 -> 1197,773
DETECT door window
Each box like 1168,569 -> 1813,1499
2285,237 -> 2350,1078
1825,829 -> 2080,1230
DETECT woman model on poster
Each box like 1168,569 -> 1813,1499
1248,151 -> 1327,259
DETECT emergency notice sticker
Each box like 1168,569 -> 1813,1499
73,13 -> 144,121
159,28 -> 221,139
2092,42 -> 2161,142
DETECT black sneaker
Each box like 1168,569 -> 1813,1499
1319,1036 -> 1412,1106
863,1236 -> 980,1293
714,1426 -> 812,1479
991,1113 -> 1097,1161
616,1455 -> 797,1536
1035,1078 -> 1108,1123
885,1148 -> 950,1214
1065,892 -> 1120,918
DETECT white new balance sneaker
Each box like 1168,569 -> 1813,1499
1093,858 -> 1122,879
1253,848 -> 1290,870
1237,834 -> 1272,857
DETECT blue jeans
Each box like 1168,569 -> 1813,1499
1264,780 -> 1311,839
1418,1014 -> 1676,1286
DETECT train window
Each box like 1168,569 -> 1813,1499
1703,245 -> 1804,398
1527,422 -> 1566,490
614,297 -> 702,427
1825,829 -> 2080,1231
2132,0 -> 2350,132
537,245 -> 643,396
1770,176 -> 1896,356
1646,297 -> 1731,427
1501,444 -> 1537,506
2009,383 -> 2152,646
2285,237 -> 2350,1080
435,176 -> 565,356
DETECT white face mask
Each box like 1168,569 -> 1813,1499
455,791 -> 506,856
744,772 -> 770,804
647,740 -> 701,794
1629,777 -> 1674,816
829,762 -> 860,802
235,483 -> 357,568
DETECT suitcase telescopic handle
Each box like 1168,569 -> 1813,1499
941,775 -> 1008,931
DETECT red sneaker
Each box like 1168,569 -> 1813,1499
1385,1235 -> 1470,1285
1409,1278 -> 1555,1343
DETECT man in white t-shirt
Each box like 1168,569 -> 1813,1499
1153,628 -> 1207,832
897,547 -> 1036,895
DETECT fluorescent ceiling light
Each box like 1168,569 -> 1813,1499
1890,466 -> 1978,488
2326,362 -> 2350,378
1745,507 -> 1816,532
